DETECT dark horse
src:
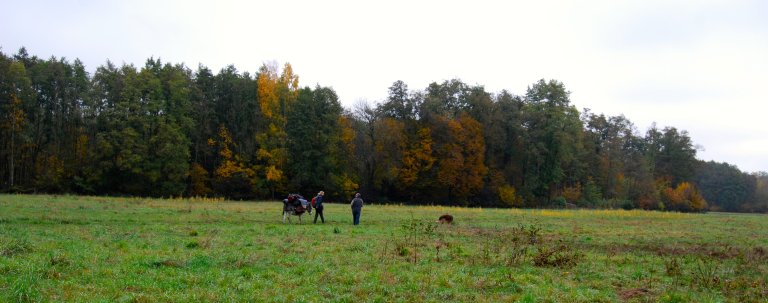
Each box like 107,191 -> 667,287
282,194 -> 310,224
437,214 -> 454,224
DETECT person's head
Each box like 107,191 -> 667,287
355,192 -> 361,198
319,191 -> 325,196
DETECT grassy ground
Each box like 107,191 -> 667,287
1,194 -> 766,302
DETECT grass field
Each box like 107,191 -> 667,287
1,194 -> 767,302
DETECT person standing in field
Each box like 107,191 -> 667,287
350,192 -> 364,225
313,191 -> 325,223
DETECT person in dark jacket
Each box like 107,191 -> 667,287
350,192 -> 364,225
313,191 -> 325,223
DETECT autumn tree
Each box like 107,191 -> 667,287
431,114 -> 487,204
5,47 -> 761,212
212,126 -> 256,199
661,181 -> 707,212
255,63 -> 298,198
397,127 -> 434,201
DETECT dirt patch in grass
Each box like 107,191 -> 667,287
654,244 -> 741,259
746,246 -> 768,263
601,242 -> 750,260
618,287 -> 652,301
226,255 -> 258,269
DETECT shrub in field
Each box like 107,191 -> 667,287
396,219 -> 438,263
532,241 -> 582,268
508,223 -> 542,245
504,243 -> 528,266
691,258 -> 723,289
492,223 -> 546,266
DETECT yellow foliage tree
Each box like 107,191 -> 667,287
562,183 -> 582,204
212,126 -> 256,197
255,62 -> 298,197
189,163 -> 212,196
677,182 -> 707,211
398,127 -> 434,189
661,181 -> 707,212
499,185 -> 524,207
257,63 -> 279,119
436,115 -> 488,202
279,63 -> 299,102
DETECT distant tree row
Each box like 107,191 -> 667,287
1,48 -> 766,212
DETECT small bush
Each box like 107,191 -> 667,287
691,258 -> 722,289
505,245 -> 528,266
533,242 -> 582,267
510,223 -> 542,245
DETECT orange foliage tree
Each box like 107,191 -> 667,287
434,114 -> 487,203
661,181 -> 707,212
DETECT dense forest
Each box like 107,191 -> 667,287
1,48 -> 766,212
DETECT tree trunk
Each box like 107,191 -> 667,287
9,126 -> 14,188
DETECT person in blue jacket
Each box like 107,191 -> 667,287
350,192 -> 364,225
313,191 -> 325,223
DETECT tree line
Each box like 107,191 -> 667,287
1,48 -> 766,212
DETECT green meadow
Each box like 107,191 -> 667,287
1,195 -> 766,302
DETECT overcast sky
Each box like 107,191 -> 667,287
2,0 -> 766,172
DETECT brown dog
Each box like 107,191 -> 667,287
437,214 -> 454,224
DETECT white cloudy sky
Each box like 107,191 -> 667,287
2,0 -> 767,172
